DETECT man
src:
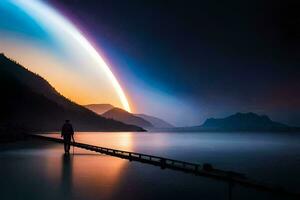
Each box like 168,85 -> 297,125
61,120 -> 74,154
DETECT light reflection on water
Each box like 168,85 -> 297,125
60,153 -> 128,200
45,132 -> 135,151
0,132 -> 299,200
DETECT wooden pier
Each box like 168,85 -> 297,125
28,134 -> 299,199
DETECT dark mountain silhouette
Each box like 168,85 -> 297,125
84,104 -> 114,115
172,112 -> 299,132
200,112 -> 289,131
0,53 -> 144,134
102,108 -> 153,128
87,105 -> 174,129
135,114 -> 174,128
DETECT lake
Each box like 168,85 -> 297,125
0,132 -> 299,200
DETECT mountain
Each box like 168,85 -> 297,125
200,112 -> 290,131
0,53 -> 144,133
174,112 -> 298,132
84,104 -> 114,115
135,114 -> 174,128
102,108 -> 153,128
86,104 -> 173,129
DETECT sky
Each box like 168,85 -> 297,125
0,0 -> 129,111
1,0 -> 300,126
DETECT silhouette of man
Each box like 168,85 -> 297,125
61,120 -> 74,154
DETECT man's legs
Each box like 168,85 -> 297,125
64,141 -> 70,153
67,140 -> 71,152
63,136 -> 71,153
64,141 -> 68,153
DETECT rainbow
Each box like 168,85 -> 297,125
11,0 -> 131,112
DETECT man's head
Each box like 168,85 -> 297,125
65,120 -> 70,123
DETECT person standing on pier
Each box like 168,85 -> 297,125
61,120 -> 75,154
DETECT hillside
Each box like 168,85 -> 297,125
135,114 -> 174,128
86,104 -> 174,129
102,108 -> 153,128
84,104 -> 114,115
0,53 -> 144,133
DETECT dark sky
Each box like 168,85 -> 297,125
47,0 -> 300,126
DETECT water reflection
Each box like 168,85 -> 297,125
47,132 -> 134,151
75,132 -> 134,151
41,133 -> 136,199
57,149 -> 130,199
61,154 -> 73,199
1,132 -> 299,200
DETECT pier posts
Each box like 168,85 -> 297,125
160,158 -> 166,169
129,153 -> 132,161
228,181 -> 234,200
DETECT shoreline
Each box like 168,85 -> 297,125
0,137 -> 56,151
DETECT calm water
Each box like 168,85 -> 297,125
0,132 -> 299,200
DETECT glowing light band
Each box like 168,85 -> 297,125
12,0 -> 131,112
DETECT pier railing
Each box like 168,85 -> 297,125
28,134 -> 300,199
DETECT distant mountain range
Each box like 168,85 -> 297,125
0,53 -> 144,134
85,104 -> 174,129
173,112 -> 299,132
1,53 -> 297,138
85,104 -> 299,132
